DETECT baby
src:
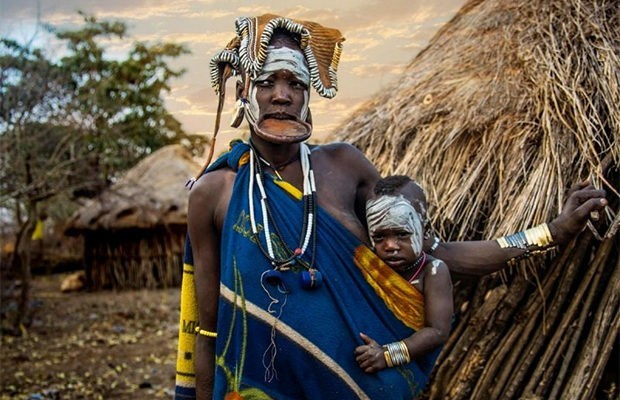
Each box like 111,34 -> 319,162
355,175 -> 453,374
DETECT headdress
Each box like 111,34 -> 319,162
211,14 -> 345,100
193,14 -> 345,180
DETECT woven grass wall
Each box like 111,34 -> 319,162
83,226 -> 185,290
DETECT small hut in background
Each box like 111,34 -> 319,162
334,0 -> 618,399
66,144 -> 199,290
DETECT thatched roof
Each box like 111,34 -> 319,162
66,144 -> 200,233
332,2 -> 618,398
333,0 -> 619,241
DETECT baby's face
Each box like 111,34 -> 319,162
370,226 -> 421,274
366,194 -> 424,272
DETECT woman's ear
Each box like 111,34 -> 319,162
235,80 -> 244,100
231,80 -> 247,128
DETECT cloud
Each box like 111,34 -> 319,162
350,62 -> 405,77
1,0 -> 468,146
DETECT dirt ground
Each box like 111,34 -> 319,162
1,273 -> 180,399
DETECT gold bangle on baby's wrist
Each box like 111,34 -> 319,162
195,326 -> 217,338
398,341 -> 411,364
383,341 -> 410,367
383,349 -> 394,368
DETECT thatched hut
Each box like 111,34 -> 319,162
333,0 -> 618,399
66,144 -> 199,290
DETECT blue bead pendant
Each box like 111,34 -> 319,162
264,269 -> 283,286
300,268 -> 322,290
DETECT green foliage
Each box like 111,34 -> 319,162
0,12 -> 205,209
0,12 -> 206,330
0,39 -> 79,205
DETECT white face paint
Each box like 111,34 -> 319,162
245,46 -> 311,125
366,194 -> 424,256
430,259 -> 440,276
259,46 -> 310,85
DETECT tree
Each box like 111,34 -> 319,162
0,12 -> 205,334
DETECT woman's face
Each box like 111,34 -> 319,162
245,39 -> 312,144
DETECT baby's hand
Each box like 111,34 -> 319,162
354,332 -> 387,373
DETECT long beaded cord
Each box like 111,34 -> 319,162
247,142 -> 319,381
248,143 -> 317,272
261,144 -> 317,269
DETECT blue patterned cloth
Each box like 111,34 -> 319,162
175,141 -> 440,399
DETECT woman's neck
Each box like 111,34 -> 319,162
249,135 -> 301,167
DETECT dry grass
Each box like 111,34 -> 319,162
333,0 -> 619,242
333,1 -> 619,398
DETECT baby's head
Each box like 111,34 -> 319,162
373,175 -> 427,218
366,176 -> 429,271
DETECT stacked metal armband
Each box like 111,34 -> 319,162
496,223 -> 556,267
383,341 -> 411,368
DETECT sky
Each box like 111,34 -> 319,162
1,0 -> 466,154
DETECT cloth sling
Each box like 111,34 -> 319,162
174,141 -> 441,399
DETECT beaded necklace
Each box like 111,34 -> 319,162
257,153 -> 300,180
248,142 -> 322,290
407,252 -> 427,284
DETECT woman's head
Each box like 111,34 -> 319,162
242,28 -> 312,144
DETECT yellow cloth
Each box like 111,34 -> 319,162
174,263 -> 199,389
31,219 -> 44,240
354,246 -> 426,331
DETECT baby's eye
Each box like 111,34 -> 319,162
372,234 -> 385,242
397,232 -> 411,239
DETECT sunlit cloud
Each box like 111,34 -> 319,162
351,62 -> 405,78
2,0 -> 467,145
96,4 -> 193,20
341,36 -> 381,56
130,31 -> 231,48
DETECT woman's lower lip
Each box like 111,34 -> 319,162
258,118 -> 310,136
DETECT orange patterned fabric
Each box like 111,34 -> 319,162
354,245 -> 426,331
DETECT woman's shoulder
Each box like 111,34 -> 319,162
189,168 -> 236,206
311,141 -> 365,157
311,142 -> 378,174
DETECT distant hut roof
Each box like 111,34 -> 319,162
66,144 -> 199,233
333,0 -> 619,241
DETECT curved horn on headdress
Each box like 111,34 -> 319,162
191,62 -> 237,182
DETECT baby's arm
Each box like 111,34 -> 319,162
401,258 -> 453,360
354,258 -> 453,373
